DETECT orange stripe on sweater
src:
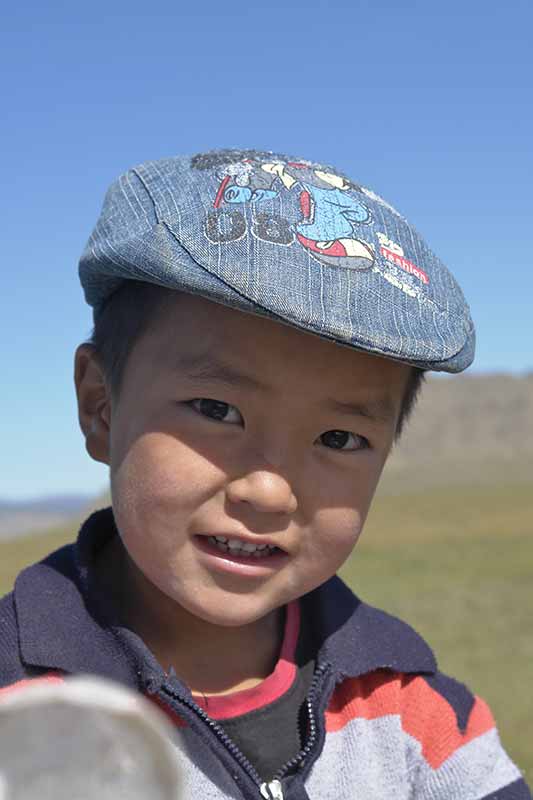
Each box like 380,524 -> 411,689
325,671 -> 401,732
0,673 -> 65,698
325,672 -> 495,768
401,676 -> 495,768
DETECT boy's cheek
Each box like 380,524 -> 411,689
110,432 -> 223,502
281,528 -> 363,603
304,510 -> 365,568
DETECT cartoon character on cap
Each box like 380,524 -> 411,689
260,161 -> 375,270
214,161 -> 279,206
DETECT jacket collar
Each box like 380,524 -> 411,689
14,508 -> 436,688
300,574 -> 436,678
14,508 -> 164,691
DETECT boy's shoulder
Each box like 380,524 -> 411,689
0,542 -> 77,686
301,572 -> 438,676
302,580 -> 529,798
0,514 -> 149,691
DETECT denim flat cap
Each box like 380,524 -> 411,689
79,148 -> 475,372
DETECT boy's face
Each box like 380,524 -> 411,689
77,293 -> 410,629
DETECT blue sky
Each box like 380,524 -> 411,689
1,0 -> 531,500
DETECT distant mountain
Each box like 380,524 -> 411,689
0,495 -> 93,541
0,495 -> 92,515
380,372 -> 533,493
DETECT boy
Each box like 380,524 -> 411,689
0,149 -> 529,799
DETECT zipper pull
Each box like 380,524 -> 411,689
260,779 -> 284,799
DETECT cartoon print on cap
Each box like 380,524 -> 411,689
192,150 -> 432,302
260,161 -> 374,270
212,161 -> 279,206
200,152 -> 375,271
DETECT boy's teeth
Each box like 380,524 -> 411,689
227,539 -> 243,550
211,538 -> 228,551
206,536 -> 277,558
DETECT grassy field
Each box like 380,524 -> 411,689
1,484 -> 531,781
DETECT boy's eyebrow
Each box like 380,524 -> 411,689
174,353 -> 267,391
175,353 -> 396,423
323,396 -> 397,424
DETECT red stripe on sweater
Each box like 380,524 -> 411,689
325,671 -> 495,769
402,676 -> 495,768
0,673 -> 64,698
325,670 -> 401,731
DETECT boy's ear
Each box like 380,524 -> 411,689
74,344 -> 111,465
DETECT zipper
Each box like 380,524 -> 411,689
271,661 -> 332,781
160,684 -> 264,789
260,779 -> 284,799
160,660 -> 332,799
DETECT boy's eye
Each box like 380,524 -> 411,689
189,398 -> 243,425
187,401 -> 367,450
318,429 -> 369,451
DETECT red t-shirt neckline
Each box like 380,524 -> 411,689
192,601 -> 300,720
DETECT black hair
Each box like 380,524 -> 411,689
395,365 -> 425,438
88,280 -> 425,438
89,280 -> 171,398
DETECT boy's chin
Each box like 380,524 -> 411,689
176,592 -> 285,630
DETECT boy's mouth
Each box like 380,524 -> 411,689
194,533 -> 288,571
206,535 -> 282,559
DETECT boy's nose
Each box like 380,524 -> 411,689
226,470 -> 298,515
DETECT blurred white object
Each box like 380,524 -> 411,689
0,676 -> 182,799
